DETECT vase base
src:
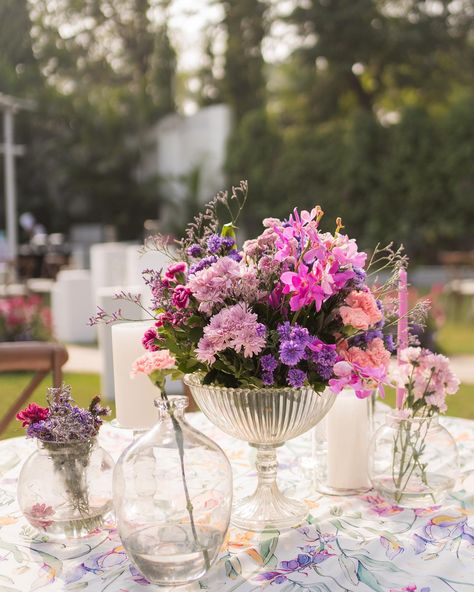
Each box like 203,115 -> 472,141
315,482 -> 371,497
231,488 -> 308,532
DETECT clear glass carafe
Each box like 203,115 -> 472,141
369,412 -> 459,507
113,395 -> 232,587
17,437 -> 114,539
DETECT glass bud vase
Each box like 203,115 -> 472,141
113,395 -> 233,587
17,437 -> 114,539
368,412 -> 459,507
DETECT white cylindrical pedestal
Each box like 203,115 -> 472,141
90,243 -> 128,304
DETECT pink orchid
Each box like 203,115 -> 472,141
281,264 -> 326,311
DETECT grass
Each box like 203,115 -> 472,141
0,372 -> 115,441
438,321 -> 474,356
383,383 -> 474,421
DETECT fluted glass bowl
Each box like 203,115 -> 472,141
184,373 -> 335,531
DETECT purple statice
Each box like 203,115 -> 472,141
279,339 -> 306,366
227,249 -> 242,262
256,323 -> 267,338
277,322 -> 309,345
312,348 -> 338,380
207,234 -> 223,254
262,371 -> 275,386
187,243 -> 203,257
261,354 -> 278,372
189,255 -> 217,275
288,368 -> 307,388
384,333 -> 395,352
352,266 -> 367,289
221,236 -> 235,250
351,329 -> 384,348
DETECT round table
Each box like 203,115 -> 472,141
1,413 -> 474,591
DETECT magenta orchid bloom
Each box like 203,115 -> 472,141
281,264 -> 326,311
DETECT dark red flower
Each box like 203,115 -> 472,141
16,403 -> 49,427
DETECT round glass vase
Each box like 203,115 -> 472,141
184,373 -> 335,532
368,412 -> 459,508
17,437 -> 114,539
113,395 -> 233,587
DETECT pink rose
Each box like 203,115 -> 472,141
171,285 -> 191,309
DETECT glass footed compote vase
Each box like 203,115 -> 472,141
184,373 -> 335,532
113,395 -> 232,587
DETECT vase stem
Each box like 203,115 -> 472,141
255,445 -> 278,489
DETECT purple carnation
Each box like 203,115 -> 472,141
189,255 -> 217,275
262,371 -> 275,386
261,354 -> 278,372
277,322 -> 292,340
187,244 -> 203,257
207,234 -> 223,254
291,325 -> 310,345
279,340 -> 306,366
288,368 -> 307,388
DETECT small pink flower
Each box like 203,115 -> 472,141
16,403 -> 49,427
28,503 -> 55,529
130,350 -> 176,377
171,285 -> 191,309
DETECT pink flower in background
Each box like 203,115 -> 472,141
339,290 -> 382,330
130,350 -> 176,377
16,403 -> 49,427
171,285 -> 191,309
28,503 -> 55,529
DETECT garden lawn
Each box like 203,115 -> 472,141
0,372 -> 115,441
438,321 -> 474,356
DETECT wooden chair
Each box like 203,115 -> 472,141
0,342 -> 68,436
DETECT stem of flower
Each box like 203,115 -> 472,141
160,389 -> 210,570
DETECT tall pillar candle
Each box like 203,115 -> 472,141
112,321 -> 160,429
396,268 -> 409,409
326,390 -> 371,491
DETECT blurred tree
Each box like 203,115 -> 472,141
221,0 -> 268,121
285,0 -> 474,122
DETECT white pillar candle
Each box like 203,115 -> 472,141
326,389 -> 370,491
112,321 -> 160,429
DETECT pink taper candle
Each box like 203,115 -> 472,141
396,268 -> 408,408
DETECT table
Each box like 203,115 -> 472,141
1,413 -> 474,591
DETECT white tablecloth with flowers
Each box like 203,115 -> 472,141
1,412 -> 473,592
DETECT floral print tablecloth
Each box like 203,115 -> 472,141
0,412 -> 473,592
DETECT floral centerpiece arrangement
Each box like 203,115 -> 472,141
101,181 -> 403,400
16,385 -> 114,539
369,347 -> 461,506
0,295 -> 52,342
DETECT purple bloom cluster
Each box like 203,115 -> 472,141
25,385 -> 110,442
312,347 -> 338,380
207,234 -> 236,254
350,329 -> 384,349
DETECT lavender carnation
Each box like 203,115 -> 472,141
287,368 -> 307,388
227,250 -> 242,262
221,236 -> 235,250
261,354 -> 278,372
277,322 -> 292,340
279,340 -> 306,366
